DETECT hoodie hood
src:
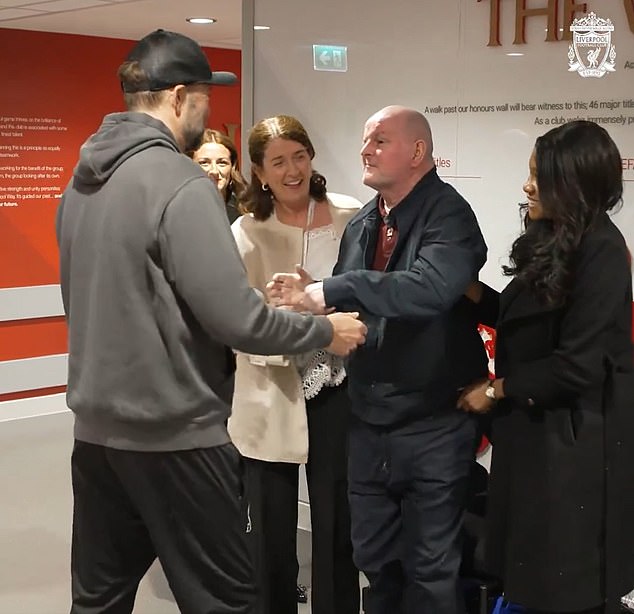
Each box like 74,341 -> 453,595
74,112 -> 180,185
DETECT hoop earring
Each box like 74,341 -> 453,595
262,183 -> 269,192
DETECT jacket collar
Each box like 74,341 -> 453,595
353,168 -> 442,269
498,277 -> 562,325
354,167 -> 441,225
388,167 -> 441,229
498,214 -> 615,325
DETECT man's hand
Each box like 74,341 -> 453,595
325,312 -> 367,356
266,265 -> 327,314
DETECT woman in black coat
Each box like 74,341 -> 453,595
459,121 -> 634,614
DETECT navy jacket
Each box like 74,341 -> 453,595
323,168 -> 489,425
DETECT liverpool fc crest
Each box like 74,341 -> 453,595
568,12 -> 616,78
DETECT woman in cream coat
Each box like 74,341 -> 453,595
230,115 -> 360,614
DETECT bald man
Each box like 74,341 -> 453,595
268,106 -> 489,613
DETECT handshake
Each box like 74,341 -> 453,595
266,266 -> 366,357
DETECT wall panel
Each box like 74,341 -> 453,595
0,29 -> 241,418
246,0 -> 634,289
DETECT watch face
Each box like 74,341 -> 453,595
485,385 -> 496,400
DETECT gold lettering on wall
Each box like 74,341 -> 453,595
561,0 -> 588,40
478,0 -> 632,46
480,0 -> 502,46
625,0 -> 634,33
514,0 -> 559,44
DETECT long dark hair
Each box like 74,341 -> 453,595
504,120 -> 623,306
242,115 -> 327,220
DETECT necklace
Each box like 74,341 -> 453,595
301,199 -> 316,269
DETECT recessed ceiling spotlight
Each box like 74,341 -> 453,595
186,17 -> 217,25
506,52 -> 524,56
253,25 -> 271,30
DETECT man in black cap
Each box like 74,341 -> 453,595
56,30 -> 366,614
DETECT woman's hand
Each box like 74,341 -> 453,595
464,280 -> 484,303
457,379 -> 495,414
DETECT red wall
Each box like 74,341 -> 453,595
0,28 -> 241,289
0,29 -> 241,395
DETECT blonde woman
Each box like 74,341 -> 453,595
190,128 -> 247,223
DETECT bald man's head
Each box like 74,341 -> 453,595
368,106 -> 434,160
360,106 -> 436,206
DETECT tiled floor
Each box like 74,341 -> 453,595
0,412 -> 364,613
298,528 -> 312,613
0,411 -> 181,614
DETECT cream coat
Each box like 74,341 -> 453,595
229,193 -> 361,463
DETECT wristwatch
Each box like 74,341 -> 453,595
485,380 -> 497,401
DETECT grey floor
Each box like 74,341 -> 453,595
0,412 -> 183,614
298,529 -> 313,614
0,412 -> 362,613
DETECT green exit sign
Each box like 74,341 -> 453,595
313,45 -> 348,72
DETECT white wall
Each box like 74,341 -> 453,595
244,0 -> 634,290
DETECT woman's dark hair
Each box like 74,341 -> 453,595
504,120 -> 623,306
189,129 -> 247,205
242,115 -> 327,220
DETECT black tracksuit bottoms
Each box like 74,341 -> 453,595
69,440 -> 255,614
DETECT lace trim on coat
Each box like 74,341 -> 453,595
294,350 -> 346,400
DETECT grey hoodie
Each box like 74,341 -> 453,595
56,112 -> 332,451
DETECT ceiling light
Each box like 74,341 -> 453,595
186,17 -> 217,25
254,25 -> 271,30
506,52 -> 524,57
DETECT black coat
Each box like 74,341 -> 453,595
478,214 -> 634,612
323,169 -> 489,425
224,193 -> 240,224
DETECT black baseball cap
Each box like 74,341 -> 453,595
121,29 -> 238,93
